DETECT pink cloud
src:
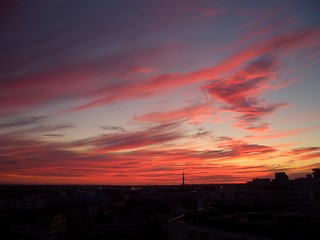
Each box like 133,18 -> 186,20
276,146 -> 320,162
0,129 -> 276,181
291,147 -> 320,154
136,103 -> 214,124
203,55 -> 289,131
120,65 -> 160,77
68,122 -> 184,152
1,23 -> 311,115
70,25 -> 320,116
1,127 -> 319,185
226,13 -> 293,51
284,147 -> 320,161
215,138 -> 276,157
50,25 -> 320,134
244,127 -> 310,141
0,42 -> 174,115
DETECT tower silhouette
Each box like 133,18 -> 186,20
182,171 -> 185,188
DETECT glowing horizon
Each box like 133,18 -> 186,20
0,0 -> 319,185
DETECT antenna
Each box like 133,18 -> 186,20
182,170 -> 185,188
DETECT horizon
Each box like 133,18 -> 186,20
1,168 -> 317,187
0,0 -> 320,185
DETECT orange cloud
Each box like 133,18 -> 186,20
0,127 -> 282,185
1,126 -> 319,185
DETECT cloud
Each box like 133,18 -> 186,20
120,65 -> 160,77
0,2 -> 319,185
68,25 -> 320,116
1,128 -> 319,184
284,147 -> 320,161
70,121 -> 185,152
226,7 -> 292,51
192,127 -> 214,139
203,55 -> 288,131
215,136 -> 233,142
136,103 -> 214,124
206,139 -> 276,159
0,0 -> 185,115
0,0 -> 220,115
0,115 -> 48,129
244,127 -> 310,141
100,125 -> 126,132
0,123 -> 277,184
1,15 -> 318,116
291,147 -> 320,154
1,123 -> 74,137
0,115 -> 74,139
32,124 -> 74,132
42,134 -> 64,137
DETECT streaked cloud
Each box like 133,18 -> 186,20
136,103 -> 214,124
0,116 -> 48,129
100,125 -> 126,132
42,134 -> 64,137
71,122 -> 185,152
0,1 -> 319,184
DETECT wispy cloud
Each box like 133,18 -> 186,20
1,21 -> 318,117
136,103 -> 214,124
120,65 -> 160,77
42,134 -> 64,137
100,125 -> 126,132
69,25 -> 319,133
244,127 -> 311,141
203,55 -> 287,131
0,126 -> 318,184
0,115 -> 74,138
0,116 -> 48,129
192,127 -> 214,140
0,1 -> 319,185
71,122 -> 185,152
284,147 -> 320,161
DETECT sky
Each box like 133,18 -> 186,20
0,0 -> 320,185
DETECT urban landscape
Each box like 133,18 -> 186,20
1,168 -> 319,240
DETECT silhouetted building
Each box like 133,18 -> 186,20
274,172 -> 289,184
312,168 -> 320,178
182,171 -> 185,188
1,168 -> 320,240
169,207 -> 319,240
7,210 -> 66,240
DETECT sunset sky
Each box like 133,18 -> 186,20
1,0 -> 320,185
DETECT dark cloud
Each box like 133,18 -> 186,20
32,124 -> 74,132
101,125 -> 126,132
192,127 -> 214,140
285,147 -> 320,161
291,147 -> 320,154
0,115 -> 48,129
42,133 -> 64,137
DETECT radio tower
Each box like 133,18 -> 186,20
182,171 -> 185,188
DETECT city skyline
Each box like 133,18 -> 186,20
0,0 -> 320,185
